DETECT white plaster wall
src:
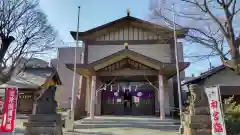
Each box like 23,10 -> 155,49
51,59 -> 78,108
167,79 -> 175,108
88,45 -> 123,63
164,88 -> 170,115
88,44 -> 171,63
177,42 -> 184,62
58,47 -> 83,64
50,47 -> 84,108
177,42 -> 185,80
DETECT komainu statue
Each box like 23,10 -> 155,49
34,86 -> 58,114
188,84 -> 210,115
24,85 -> 63,135
184,84 -> 211,135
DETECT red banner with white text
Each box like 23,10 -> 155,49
0,87 -> 18,133
205,86 -> 227,135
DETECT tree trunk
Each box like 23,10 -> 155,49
225,46 -> 240,73
0,35 -> 15,62
231,47 -> 240,63
0,72 -> 11,85
0,35 -> 15,84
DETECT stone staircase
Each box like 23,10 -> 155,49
74,116 -> 181,131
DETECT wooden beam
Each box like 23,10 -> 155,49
97,69 -> 158,76
75,68 -> 95,77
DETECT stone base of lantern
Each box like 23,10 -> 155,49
184,126 -> 211,135
23,114 -> 63,135
184,114 -> 211,135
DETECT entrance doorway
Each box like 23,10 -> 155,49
124,89 -> 132,115
101,83 -> 155,116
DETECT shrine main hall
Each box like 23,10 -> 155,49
66,12 -> 189,120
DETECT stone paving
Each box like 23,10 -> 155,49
13,114 -> 180,135
65,128 -> 180,135
15,116 -> 27,135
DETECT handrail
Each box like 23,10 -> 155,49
164,107 -> 185,119
168,107 -> 180,111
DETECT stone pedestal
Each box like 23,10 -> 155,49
184,126 -> 211,135
23,114 -> 63,135
65,118 -> 74,132
184,114 -> 211,135
23,86 -> 63,135
65,110 -> 74,132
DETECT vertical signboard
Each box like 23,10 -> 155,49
0,87 -> 18,133
205,86 -> 227,135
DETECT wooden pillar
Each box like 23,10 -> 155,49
158,74 -> 165,120
85,76 -> 91,114
90,75 -> 96,119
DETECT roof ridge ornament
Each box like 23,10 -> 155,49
124,42 -> 128,49
127,8 -> 130,16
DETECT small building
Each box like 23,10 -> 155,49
65,12 -> 190,119
0,67 -> 61,114
182,65 -> 240,103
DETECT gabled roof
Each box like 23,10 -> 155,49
0,67 -> 62,89
70,15 -> 188,40
66,48 -> 190,78
181,65 -> 228,85
22,67 -> 62,85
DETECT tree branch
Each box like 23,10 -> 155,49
203,0 -> 229,39
0,0 -> 57,84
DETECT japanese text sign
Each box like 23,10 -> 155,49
205,86 -> 226,135
0,87 -> 18,133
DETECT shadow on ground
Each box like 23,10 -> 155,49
16,114 -> 29,119
15,128 -> 25,133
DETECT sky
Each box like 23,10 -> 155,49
39,0 -> 222,77
39,0 -> 150,42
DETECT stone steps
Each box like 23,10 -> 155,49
79,120 -> 180,125
74,116 -> 181,131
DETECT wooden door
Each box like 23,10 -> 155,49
18,93 -> 34,114
101,90 -> 124,115
132,90 -> 155,116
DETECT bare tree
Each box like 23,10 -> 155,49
0,0 -> 57,84
149,0 -> 240,72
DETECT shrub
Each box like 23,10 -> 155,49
224,96 -> 240,135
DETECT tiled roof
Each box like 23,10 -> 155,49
181,65 -> 227,85
0,67 -> 61,89
71,15 -> 188,40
